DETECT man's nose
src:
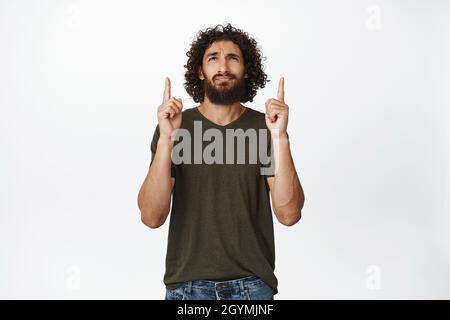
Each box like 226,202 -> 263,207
217,57 -> 229,73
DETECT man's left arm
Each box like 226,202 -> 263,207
265,77 -> 305,226
266,134 -> 304,226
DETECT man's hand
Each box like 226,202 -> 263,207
157,77 -> 183,140
265,77 -> 289,136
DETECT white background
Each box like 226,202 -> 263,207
1,0 -> 449,299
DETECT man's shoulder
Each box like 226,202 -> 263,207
244,106 -> 268,127
181,106 -> 198,116
245,106 -> 264,116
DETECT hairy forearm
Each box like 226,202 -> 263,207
271,133 -> 305,225
138,137 -> 174,228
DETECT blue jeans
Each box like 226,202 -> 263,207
165,275 -> 274,300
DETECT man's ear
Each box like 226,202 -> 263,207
198,67 -> 205,81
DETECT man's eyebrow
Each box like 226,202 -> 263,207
227,53 -> 241,58
206,52 -> 241,58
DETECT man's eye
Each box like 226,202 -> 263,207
209,57 -> 217,61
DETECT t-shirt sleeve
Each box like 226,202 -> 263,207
150,124 -> 176,178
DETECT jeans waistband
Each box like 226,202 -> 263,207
185,275 -> 261,290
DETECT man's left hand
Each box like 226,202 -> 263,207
265,77 -> 289,136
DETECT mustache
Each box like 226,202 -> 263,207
213,74 -> 235,80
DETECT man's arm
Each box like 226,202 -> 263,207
265,77 -> 304,227
138,136 -> 175,228
138,77 -> 182,229
266,133 -> 304,226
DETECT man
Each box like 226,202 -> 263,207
138,23 -> 305,300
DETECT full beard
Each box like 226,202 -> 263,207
203,76 -> 246,105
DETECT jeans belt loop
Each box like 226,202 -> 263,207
186,281 -> 192,294
239,280 -> 245,296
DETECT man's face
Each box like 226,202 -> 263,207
199,40 -> 247,105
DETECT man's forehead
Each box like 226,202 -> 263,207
205,40 -> 242,55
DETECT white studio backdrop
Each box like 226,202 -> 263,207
0,0 -> 449,299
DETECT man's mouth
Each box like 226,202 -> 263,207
215,76 -> 232,81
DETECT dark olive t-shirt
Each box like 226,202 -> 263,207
150,106 -> 279,294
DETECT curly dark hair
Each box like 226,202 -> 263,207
183,23 -> 270,103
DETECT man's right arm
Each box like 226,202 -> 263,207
138,136 -> 175,228
138,76 -> 182,229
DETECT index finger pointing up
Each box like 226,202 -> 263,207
163,77 -> 171,103
277,77 -> 285,103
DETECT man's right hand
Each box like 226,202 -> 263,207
157,77 -> 183,140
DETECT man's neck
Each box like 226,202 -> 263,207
198,97 -> 245,126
